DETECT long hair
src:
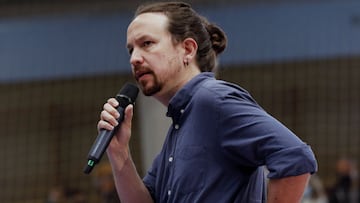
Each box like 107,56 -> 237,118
135,1 -> 227,72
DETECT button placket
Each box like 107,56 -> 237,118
167,109 -> 184,200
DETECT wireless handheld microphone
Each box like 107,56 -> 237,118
83,83 -> 139,174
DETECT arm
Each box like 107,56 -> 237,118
99,98 -> 153,203
109,153 -> 153,203
267,173 -> 310,203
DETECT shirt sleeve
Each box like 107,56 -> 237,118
217,88 -> 318,178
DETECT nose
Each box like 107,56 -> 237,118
130,48 -> 144,66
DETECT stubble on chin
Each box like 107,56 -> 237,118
138,75 -> 161,96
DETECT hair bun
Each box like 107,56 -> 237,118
206,24 -> 227,55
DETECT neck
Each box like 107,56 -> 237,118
155,65 -> 201,106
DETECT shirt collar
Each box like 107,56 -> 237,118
166,72 -> 215,119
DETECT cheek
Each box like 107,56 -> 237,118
148,49 -> 182,80
156,54 -> 180,75
169,55 -> 183,73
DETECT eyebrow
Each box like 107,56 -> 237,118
126,35 -> 153,51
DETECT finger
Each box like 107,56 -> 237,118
100,110 -> 119,126
97,120 -> 115,131
123,104 -> 134,129
103,102 -> 120,118
107,98 -> 119,107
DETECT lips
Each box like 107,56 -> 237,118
135,70 -> 151,81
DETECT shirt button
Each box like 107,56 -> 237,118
180,109 -> 185,114
174,124 -> 179,129
169,156 -> 173,162
168,190 -> 171,196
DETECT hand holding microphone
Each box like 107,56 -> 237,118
83,83 -> 139,174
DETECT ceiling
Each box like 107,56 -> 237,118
0,0 -> 334,18
0,0 -> 237,18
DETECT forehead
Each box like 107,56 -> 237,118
127,13 -> 169,40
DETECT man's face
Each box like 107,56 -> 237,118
126,13 -> 184,97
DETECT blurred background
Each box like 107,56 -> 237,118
1,0 -> 359,202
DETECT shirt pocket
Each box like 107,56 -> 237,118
174,146 -> 207,195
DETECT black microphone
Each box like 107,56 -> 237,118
83,83 -> 139,174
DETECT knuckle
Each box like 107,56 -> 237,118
100,110 -> 107,119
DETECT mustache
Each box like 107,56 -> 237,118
133,65 -> 150,72
133,65 -> 154,81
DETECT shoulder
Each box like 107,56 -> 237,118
195,78 -> 257,104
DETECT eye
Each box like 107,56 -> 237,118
126,44 -> 133,55
128,48 -> 133,55
142,41 -> 153,47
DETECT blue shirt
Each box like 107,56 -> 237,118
143,72 -> 317,203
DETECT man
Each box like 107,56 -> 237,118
98,2 -> 317,202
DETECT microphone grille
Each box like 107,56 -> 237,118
117,83 -> 139,104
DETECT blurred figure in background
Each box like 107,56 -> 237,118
93,162 -> 120,203
46,186 -> 86,203
64,188 -> 87,203
46,186 -> 66,203
302,174 -> 328,203
328,158 -> 358,203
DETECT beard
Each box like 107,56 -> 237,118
136,71 -> 162,96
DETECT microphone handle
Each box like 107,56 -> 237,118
83,105 -> 125,174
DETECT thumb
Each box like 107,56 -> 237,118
123,104 -> 134,129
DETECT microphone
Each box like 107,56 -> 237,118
83,83 -> 139,174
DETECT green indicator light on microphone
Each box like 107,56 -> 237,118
88,160 -> 95,167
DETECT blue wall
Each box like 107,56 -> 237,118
1,1 -> 360,82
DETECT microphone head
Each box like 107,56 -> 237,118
116,83 -> 139,106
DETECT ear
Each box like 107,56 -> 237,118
182,38 -> 198,62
